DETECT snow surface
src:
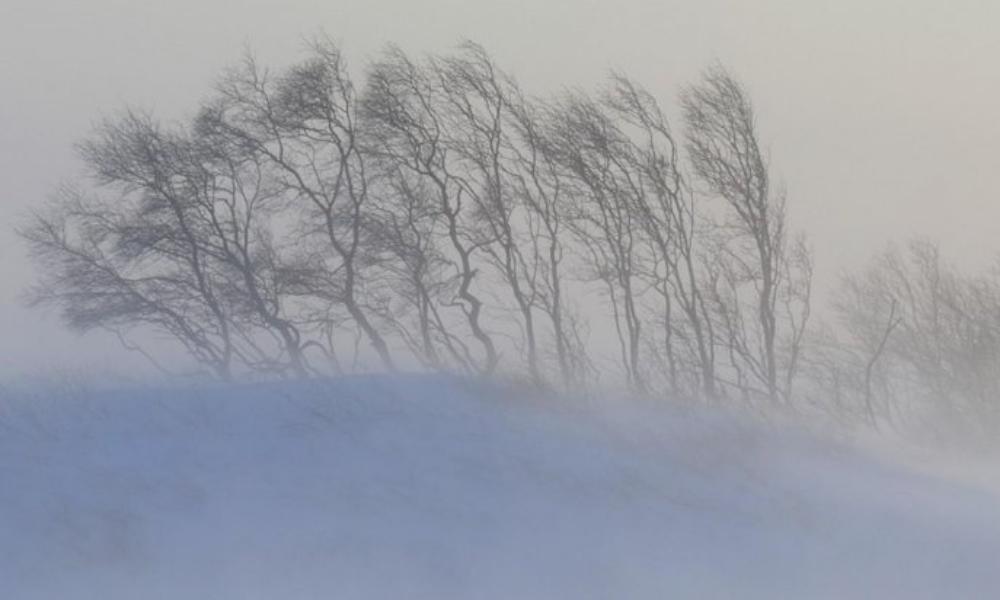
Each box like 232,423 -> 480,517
2,375 -> 999,599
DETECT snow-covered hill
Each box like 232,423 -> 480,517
2,375 -> 999,599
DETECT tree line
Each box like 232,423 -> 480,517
21,38 -> 1000,431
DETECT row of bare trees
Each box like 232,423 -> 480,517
23,38 -> 834,411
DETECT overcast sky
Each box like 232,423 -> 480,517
2,0 -> 999,377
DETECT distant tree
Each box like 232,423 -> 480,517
835,240 -> 1000,429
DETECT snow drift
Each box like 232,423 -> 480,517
2,375 -> 999,599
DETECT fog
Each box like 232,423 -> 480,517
5,4 -> 1000,596
5,376 -> 1000,599
4,0 -> 1000,376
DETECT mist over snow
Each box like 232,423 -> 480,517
6,0 -> 1000,597
2,375 -> 999,599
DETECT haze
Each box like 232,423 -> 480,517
7,4 -> 1000,597
3,0 -> 999,376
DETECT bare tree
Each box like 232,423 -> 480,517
368,170 -> 476,371
546,90 -> 649,392
835,240 -> 1000,429
199,39 -> 396,371
861,298 -> 900,428
682,65 -> 811,404
23,39 -> 828,408
362,45 -> 500,375
21,111 -> 307,378
503,87 -> 589,386
602,74 -> 718,399
434,43 -> 549,383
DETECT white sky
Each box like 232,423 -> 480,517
3,0 -> 1000,376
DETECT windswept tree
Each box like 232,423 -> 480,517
547,90 -> 648,391
367,171 -> 476,371
502,86 -> 589,386
600,74 -> 717,398
682,65 -> 811,405
362,45 -> 501,375
22,111 -> 308,378
199,39 -> 397,371
835,240 -> 1000,429
436,44 -> 547,383
23,37 -> 822,407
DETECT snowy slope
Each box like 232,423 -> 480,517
2,375 -> 999,599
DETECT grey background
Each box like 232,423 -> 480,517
3,0 -> 998,376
